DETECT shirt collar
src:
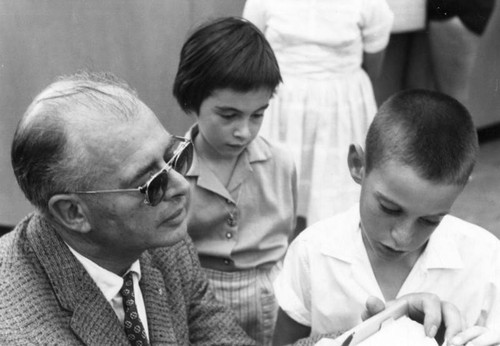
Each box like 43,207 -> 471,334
319,205 -> 464,270
66,244 -> 142,302
419,216 -> 463,270
185,124 -> 272,197
185,124 -> 271,177
319,204 -> 361,263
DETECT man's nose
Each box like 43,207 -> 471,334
164,169 -> 190,200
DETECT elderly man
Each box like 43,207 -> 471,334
0,72 -> 462,345
0,71 -> 254,345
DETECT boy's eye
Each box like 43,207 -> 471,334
252,113 -> 264,119
419,217 -> 442,227
379,203 -> 401,215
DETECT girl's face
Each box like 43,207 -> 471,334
194,88 -> 272,160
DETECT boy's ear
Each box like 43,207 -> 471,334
348,144 -> 365,185
47,195 -> 92,234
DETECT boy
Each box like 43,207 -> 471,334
273,89 -> 500,345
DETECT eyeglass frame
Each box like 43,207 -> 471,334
72,135 -> 192,206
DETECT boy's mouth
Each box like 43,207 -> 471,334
379,242 -> 406,256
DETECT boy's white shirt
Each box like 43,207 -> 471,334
274,204 -> 500,336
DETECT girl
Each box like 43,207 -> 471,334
172,17 -> 297,345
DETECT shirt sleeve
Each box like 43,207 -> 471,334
273,234 -> 313,327
360,0 -> 394,53
242,0 -> 267,33
481,244 -> 500,330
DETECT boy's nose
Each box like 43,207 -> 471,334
390,220 -> 414,248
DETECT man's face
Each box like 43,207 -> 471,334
80,102 -> 190,256
357,160 -> 464,262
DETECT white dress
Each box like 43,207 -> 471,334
244,0 -> 393,224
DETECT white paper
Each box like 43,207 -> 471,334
356,316 -> 438,346
315,316 -> 438,346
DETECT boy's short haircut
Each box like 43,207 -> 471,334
365,89 -> 479,185
173,16 -> 282,114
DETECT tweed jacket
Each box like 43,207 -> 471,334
0,212 -> 256,345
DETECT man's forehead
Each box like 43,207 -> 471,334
37,80 -> 123,100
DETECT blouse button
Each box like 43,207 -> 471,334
226,232 -> 233,239
227,217 -> 237,227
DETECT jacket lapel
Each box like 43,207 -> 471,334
26,214 -> 130,345
139,252 -> 179,344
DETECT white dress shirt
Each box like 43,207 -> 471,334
67,245 -> 149,340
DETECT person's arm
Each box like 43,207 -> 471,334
448,326 -> 500,346
242,0 -> 267,32
362,50 -> 386,81
447,245 -> 500,346
359,0 -> 393,81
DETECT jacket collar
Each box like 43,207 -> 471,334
26,213 -> 178,344
26,213 -> 129,344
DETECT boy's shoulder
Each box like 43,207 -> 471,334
438,214 -> 500,247
293,205 -> 360,249
433,215 -> 500,263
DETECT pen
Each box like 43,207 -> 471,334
341,332 -> 355,346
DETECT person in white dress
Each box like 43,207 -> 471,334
243,0 -> 394,225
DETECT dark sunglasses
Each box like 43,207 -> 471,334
73,136 -> 192,206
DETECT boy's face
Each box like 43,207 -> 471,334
350,151 -> 464,262
195,88 -> 272,159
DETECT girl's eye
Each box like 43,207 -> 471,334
252,113 -> 264,118
219,113 -> 237,119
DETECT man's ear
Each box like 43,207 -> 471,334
48,195 -> 92,233
347,144 -> 365,185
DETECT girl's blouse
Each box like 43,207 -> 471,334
185,125 -> 298,270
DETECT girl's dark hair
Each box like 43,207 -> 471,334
173,16 -> 282,114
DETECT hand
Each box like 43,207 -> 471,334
362,296 -> 386,321
448,326 -> 500,346
363,293 -> 463,341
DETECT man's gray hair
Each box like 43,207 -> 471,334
11,71 -> 140,215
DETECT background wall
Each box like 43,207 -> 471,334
1,1 -> 498,227
373,2 -> 500,128
0,0 -> 245,226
